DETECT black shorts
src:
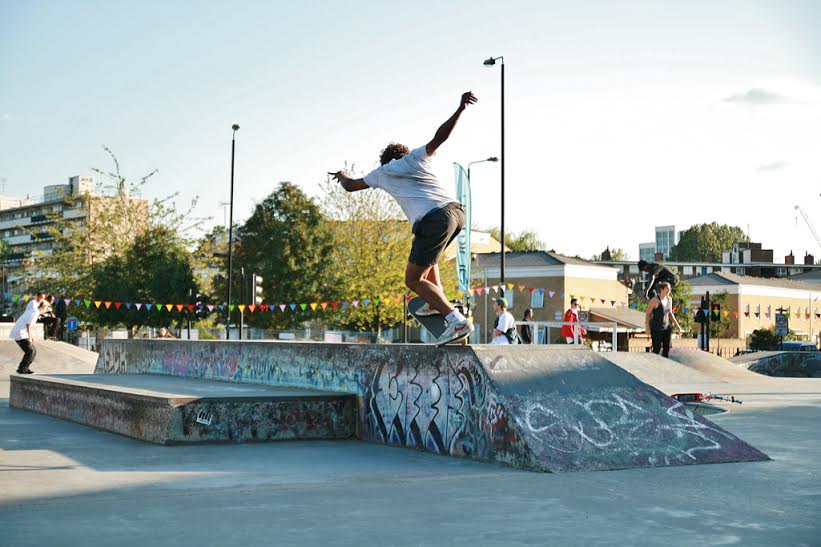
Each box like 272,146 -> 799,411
409,202 -> 466,266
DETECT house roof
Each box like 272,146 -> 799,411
474,251 -> 613,269
688,272 -> 820,292
589,307 -> 646,330
789,269 -> 821,282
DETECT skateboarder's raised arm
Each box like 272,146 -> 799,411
425,91 -> 477,157
329,172 -> 369,193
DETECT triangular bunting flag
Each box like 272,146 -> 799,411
94,301 -> 102,308
733,311 -> 739,318
331,302 -> 339,309
518,285 -> 526,292
548,290 -> 555,298
610,300 -> 616,306
114,302 -> 122,309
238,304 -> 246,312
744,311 -> 749,317
207,305 -> 215,312
321,302 -> 328,310
374,298 -> 380,306
145,303 -> 152,311
600,299 -> 606,304
248,305 -> 256,312
218,304 -> 225,311
175,304 -> 184,312
363,299 -> 370,306
310,303 -> 318,310
341,301 -> 349,308
754,312 -> 760,318
299,303 -> 307,311
84,299 -> 91,308
136,303 -> 143,310
187,304 -> 194,311
228,305 -> 235,312
125,302 -> 132,310
280,304 -> 287,312
528,287 -> 535,294
507,283 -> 514,290
165,304 -> 173,312
352,300 -> 359,307
722,310 -> 729,317
103,301 -> 112,309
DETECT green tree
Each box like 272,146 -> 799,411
708,291 -> 732,338
671,279 -> 693,335
235,182 -> 335,329
486,227 -> 545,252
748,326 -> 801,350
671,223 -> 749,262
91,225 -> 198,331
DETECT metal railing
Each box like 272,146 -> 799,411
518,321 -> 620,351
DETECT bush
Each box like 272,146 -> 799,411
748,326 -> 800,350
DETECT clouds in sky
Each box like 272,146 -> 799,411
723,88 -> 790,105
756,160 -> 789,172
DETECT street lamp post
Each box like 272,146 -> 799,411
226,124 -> 239,340
483,55 -> 505,294
467,156 -> 499,182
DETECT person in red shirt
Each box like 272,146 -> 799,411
561,298 -> 587,344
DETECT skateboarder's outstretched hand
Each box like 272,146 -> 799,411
460,91 -> 478,109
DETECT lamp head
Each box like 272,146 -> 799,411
232,124 -> 240,131
488,157 -> 499,162
483,57 -> 496,66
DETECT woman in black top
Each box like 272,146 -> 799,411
644,282 -> 682,357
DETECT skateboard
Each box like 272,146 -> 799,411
407,296 -> 470,346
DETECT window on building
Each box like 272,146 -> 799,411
531,289 -> 544,309
736,267 -> 745,275
629,265 -> 639,274
777,267 -> 788,276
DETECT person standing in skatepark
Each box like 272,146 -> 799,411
331,91 -> 477,344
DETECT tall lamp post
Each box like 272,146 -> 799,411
226,124 -> 239,340
467,156 -> 499,182
483,55 -> 505,294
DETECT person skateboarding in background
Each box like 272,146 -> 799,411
331,91 -> 477,344
638,259 -> 679,300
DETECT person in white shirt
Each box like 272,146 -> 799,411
10,293 -> 47,374
491,298 -> 516,345
331,91 -> 478,345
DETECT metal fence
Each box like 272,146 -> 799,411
518,321 -> 620,351
628,344 -> 755,359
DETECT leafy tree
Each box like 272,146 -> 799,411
91,225 -> 198,331
671,223 -> 749,262
708,291 -> 732,338
748,326 -> 801,350
234,182 -> 335,329
671,279 -> 693,335
486,227 -> 545,252
28,147 -> 204,325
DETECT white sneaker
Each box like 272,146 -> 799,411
415,302 -> 440,316
437,319 -> 474,345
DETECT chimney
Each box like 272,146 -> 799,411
601,247 -> 612,261
785,251 -> 794,265
805,253 -> 815,265
654,252 -> 664,262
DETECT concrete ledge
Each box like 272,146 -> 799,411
10,373 -> 357,444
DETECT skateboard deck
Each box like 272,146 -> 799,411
407,296 -> 469,345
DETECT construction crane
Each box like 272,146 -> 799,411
795,205 -> 821,253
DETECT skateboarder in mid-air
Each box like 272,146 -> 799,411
638,260 -> 679,300
331,91 -> 477,344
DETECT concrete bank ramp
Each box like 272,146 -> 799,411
0,340 -> 97,378
731,351 -> 821,378
90,340 -> 768,472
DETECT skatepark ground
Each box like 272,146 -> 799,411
1,341 -> 819,546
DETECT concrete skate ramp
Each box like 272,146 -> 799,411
666,348 -> 761,381
732,351 -> 821,378
94,340 -> 768,472
0,340 -> 97,377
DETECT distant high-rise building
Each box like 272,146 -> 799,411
639,242 -> 656,263
655,225 -> 676,260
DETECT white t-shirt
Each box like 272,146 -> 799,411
363,146 -> 455,225
491,311 -> 516,345
10,305 -> 40,341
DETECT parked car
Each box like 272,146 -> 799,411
779,341 -> 819,352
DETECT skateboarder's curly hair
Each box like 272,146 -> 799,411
379,143 -> 410,165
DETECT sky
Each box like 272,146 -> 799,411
2,0 -> 820,261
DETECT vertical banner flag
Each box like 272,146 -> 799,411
453,162 -> 472,295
